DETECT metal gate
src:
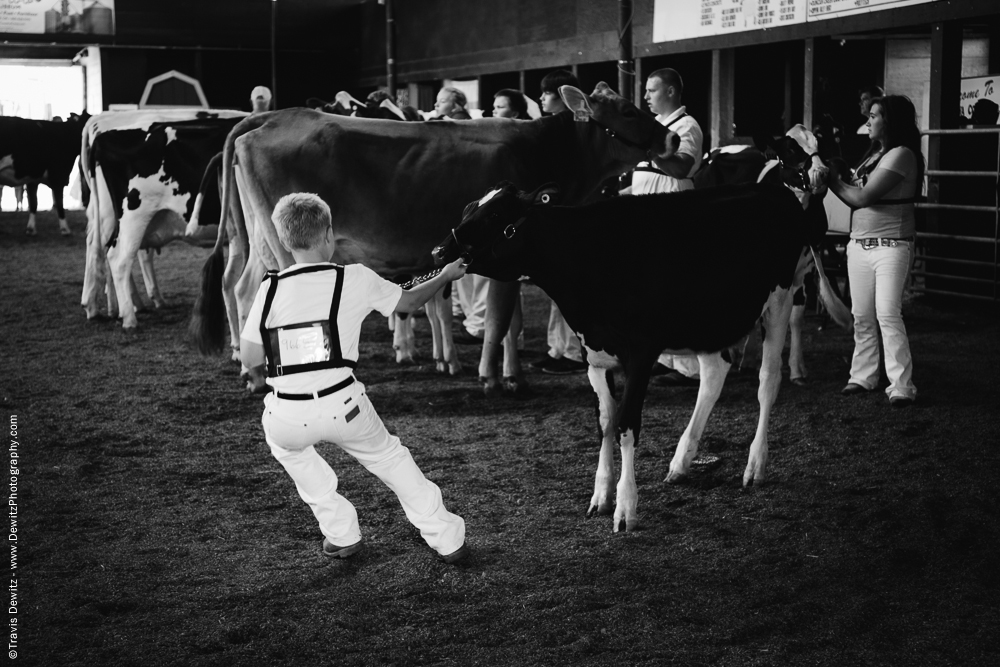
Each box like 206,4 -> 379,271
914,126 -> 1000,302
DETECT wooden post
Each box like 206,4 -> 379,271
385,0 -> 396,97
710,48 -> 735,148
270,0 -> 277,108
634,56 -> 643,108
618,0 -> 634,102
927,21 -> 962,208
803,38 -> 814,131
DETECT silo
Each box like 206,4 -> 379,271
83,2 -> 114,35
44,9 -> 60,33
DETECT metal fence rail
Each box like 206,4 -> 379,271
914,126 -> 999,302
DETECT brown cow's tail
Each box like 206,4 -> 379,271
189,229 -> 227,354
811,248 -> 853,332
189,113 -> 268,355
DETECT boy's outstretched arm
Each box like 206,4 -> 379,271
395,258 -> 467,314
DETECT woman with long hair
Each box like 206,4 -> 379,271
827,94 -> 923,407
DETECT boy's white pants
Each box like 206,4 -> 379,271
262,387 -> 465,556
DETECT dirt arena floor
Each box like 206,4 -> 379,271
3,209 -> 999,666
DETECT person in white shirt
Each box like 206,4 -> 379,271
250,86 -> 272,114
240,193 -> 471,563
623,68 -> 704,386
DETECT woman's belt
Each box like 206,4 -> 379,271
855,236 -> 914,249
276,376 -> 354,400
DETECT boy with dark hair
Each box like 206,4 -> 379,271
241,192 -> 470,564
539,69 -> 580,115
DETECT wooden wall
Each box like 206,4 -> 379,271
1,0 -> 362,111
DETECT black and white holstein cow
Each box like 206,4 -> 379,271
191,83 -> 677,391
0,113 -> 89,236
433,180 -> 818,532
81,109 -> 248,329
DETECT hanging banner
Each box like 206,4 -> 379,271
0,0 -> 115,36
654,0 -> 939,43
960,75 -> 999,123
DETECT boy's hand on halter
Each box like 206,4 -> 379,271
441,258 -> 468,282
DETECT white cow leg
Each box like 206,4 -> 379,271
103,254 -> 120,320
106,245 -> 139,328
666,352 -> 730,483
24,184 -> 39,235
428,287 -> 461,375
425,293 -> 445,372
586,365 -> 618,518
223,236 -> 247,360
393,314 -> 416,364
137,248 -> 167,309
788,303 -> 807,383
615,427 -> 638,533
745,289 -> 794,487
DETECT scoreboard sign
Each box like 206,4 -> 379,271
654,0 -> 939,43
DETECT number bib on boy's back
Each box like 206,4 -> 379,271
271,321 -> 332,371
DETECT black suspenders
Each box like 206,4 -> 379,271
259,264 -> 357,377
635,113 -> 689,177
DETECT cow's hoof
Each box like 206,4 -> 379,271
664,469 -> 688,484
502,376 -> 528,394
25,228 -> 36,237
586,501 -> 612,518
60,228 -> 72,237
448,362 -> 463,376
479,377 -> 503,397
230,349 -> 241,363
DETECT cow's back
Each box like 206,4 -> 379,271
529,184 -> 806,355
235,109 -> 583,276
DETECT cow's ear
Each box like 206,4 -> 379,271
559,86 -> 593,122
591,82 -> 620,100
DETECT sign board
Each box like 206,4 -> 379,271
0,0 -> 115,36
654,0 -> 939,43
960,75 -> 999,123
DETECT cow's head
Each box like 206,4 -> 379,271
559,82 -> 678,160
432,182 -> 559,281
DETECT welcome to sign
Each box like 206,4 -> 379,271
961,76 -> 998,123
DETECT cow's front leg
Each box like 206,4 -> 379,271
586,366 -> 617,519
745,289 -> 794,487
136,248 -> 167,309
24,184 -> 39,236
788,302 -> 807,384
392,313 -> 416,364
426,286 -> 461,375
52,185 -> 70,236
667,352 -> 730,483
612,358 -> 654,532
478,279 -> 518,396
500,281 -> 525,393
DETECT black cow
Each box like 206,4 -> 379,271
0,113 -> 89,236
433,181 -> 816,532
80,109 -> 247,329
